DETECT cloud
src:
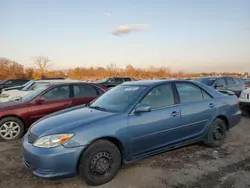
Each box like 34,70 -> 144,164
112,24 -> 148,36
104,12 -> 112,17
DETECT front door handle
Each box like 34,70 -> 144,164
209,103 -> 215,108
170,111 -> 180,117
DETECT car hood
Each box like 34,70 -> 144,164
0,90 -> 32,101
0,101 -> 23,108
29,107 -> 116,137
2,90 -> 30,95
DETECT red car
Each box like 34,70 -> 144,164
0,82 -> 106,141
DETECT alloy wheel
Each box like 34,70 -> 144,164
0,121 -> 21,140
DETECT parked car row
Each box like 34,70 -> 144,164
0,79 -> 80,102
196,76 -> 250,115
196,76 -> 245,97
0,79 -> 30,93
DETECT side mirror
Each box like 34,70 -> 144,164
35,97 -> 44,104
134,104 -> 151,113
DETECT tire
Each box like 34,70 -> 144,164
241,109 -> 250,117
204,118 -> 227,148
0,117 -> 25,141
78,140 -> 121,186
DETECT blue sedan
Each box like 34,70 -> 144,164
22,80 -> 241,186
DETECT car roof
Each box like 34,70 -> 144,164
33,79 -> 80,83
121,79 -> 183,86
199,76 -> 241,79
198,76 -> 220,79
46,81 -> 100,87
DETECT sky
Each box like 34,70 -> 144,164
0,0 -> 250,73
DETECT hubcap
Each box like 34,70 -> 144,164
212,124 -> 224,141
0,121 -> 20,140
90,152 -> 112,176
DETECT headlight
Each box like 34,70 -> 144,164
240,92 -> 246,99
33,134 -> 74,148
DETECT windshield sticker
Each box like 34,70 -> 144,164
124,87 -> 139,91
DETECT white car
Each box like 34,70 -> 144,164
239,88 -> 250,116
0,79 -> 80,102
0,90 -> 33,102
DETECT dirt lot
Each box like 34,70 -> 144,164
0,117 -> 250,188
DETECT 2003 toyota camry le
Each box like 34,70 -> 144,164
23,80 -> 241,186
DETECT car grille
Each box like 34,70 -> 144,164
27,132 -> 38,144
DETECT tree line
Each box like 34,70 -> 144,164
0,56 -> 244,81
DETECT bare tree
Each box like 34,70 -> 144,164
33,56 -> 51,77
106,63 -> 116,77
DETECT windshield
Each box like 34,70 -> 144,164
22,80 -> 33,87
98,78 -> 109,83
22,82 -> 50,91
21,86 -> 48,102
22,81 -> 35,91
196,78 -> 216,86
89,85 -> 146,112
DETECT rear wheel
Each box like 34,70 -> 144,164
78,140 -> 121,186
204,118 -> 227,148
0,117 -> 25,141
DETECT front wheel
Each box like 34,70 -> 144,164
0,117 -> 25,141
78,140 -> 121,186
204,118 -> 227,148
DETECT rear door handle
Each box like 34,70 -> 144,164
209,103 -> 215,108
170,111 -> 180,117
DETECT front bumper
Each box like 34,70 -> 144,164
22,133 -> 85,179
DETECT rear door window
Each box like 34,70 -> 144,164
176,83 -> 203,103
73,84 -> 98,98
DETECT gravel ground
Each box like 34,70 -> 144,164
0,117 -> 250,188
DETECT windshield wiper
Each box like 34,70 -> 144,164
89,105 -> 107,111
